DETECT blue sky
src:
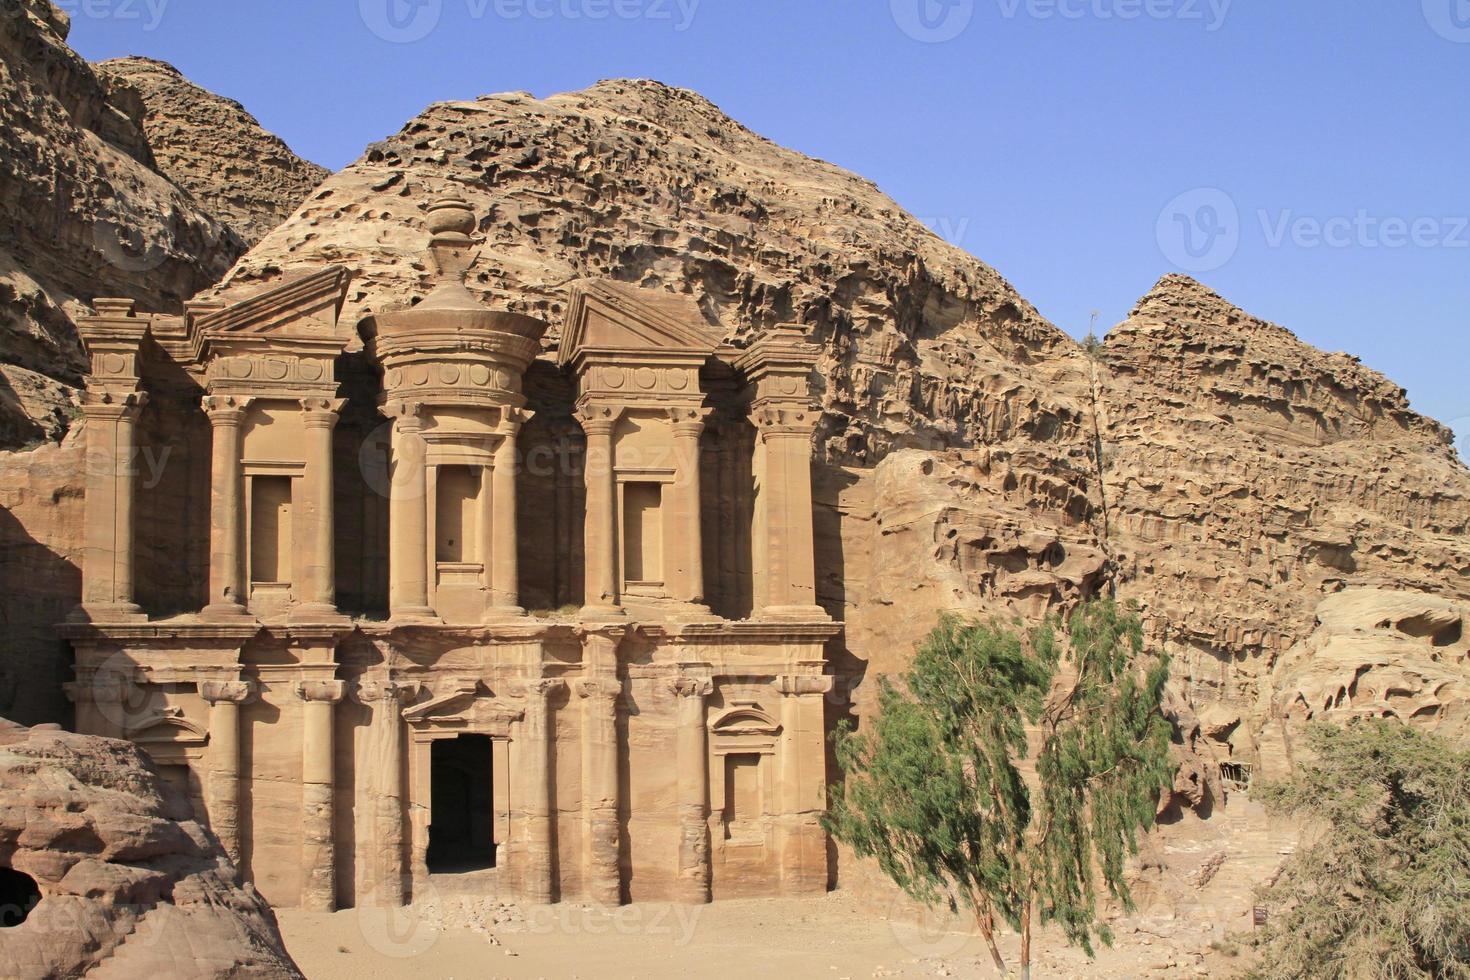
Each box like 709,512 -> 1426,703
65,0 -> 1470,440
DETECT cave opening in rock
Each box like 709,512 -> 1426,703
427,734 -> 496,873
0,867 -> 41,927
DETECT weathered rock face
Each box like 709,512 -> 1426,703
1250,588 -> 1470,779
0,0 -> 242,446
0,2 -> 327,448
218,79 -> 1093,465
0,719 -> 303,978
94,57 -> 330,247
1097,276 -> 1470,739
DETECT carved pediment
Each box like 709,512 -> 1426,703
709,703 -> 781,738
192,266 -> 352,352
402,681 -> 523,734
126,709 -> 208,746
558,280 -> 720,367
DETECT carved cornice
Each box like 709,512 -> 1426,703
576,678 -> 622,704
775,675 -> 835,697
668,675 -> 714,699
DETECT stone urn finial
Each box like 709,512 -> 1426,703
426,195 -> 478,280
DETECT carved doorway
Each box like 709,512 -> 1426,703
427,734 -> 496,872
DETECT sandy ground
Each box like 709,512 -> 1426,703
276,890 -> 1239,979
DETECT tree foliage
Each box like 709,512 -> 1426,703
825,599 -> 1172,977
1248,721 -> 1470,980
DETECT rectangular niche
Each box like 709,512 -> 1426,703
250,475 -> 293,585
723,752 -> 764,839
622,481 -> 663,586
436,465 -> 482,564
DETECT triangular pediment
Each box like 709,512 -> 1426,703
193,266 -> 352,348
558,279 -> 719,367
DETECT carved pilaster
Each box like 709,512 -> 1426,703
358,679 -> 417,906
577,677 -> 622,904
296,679 -> 345,911
574,405 -> 625,617
200,679 -> 254,865
517,677 -> 565,903
293,397 -> 347,623
201,394 -> 255,619
668,675 -> 714,904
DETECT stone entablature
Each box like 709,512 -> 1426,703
62,195 -> 839,911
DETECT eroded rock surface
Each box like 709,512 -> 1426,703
0,719 -> 302,978
95,57 -> 329,247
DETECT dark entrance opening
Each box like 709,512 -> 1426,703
427,734 -> 496,873
0,867 -> 41,927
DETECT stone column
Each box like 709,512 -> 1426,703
575,408 -> 623,616
775,674 -> 834,895
202,395 -> 253,619
77,392 -> 149,621
200,679 -> 254,866
488,407 -> 528,618
669,408 -> 710,609
293,397 -> 345,622
749,409 -> 823,619
297,679 -> 345,911
669,675 -> 713,904
577,676 -> 622,904
360,680 -> 414,906
387,402 -> 436,622
518,678 -> 564,903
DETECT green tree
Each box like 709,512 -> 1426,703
825,599 -> 1172,978
1248,721 -> 1470,980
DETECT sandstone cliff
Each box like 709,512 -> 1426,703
0,718 -> 303,978
95,57 -> 330,247
0,1 -> 326,448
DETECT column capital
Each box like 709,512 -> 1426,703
518,677 -> 567,701
748,403 -> 818,437
668,675 -> 714,700
775,675 -> 834,697
200,679 -> 256,705
202,393 -> 253,422
82,388 -> 148,421
382,400 -> 425,428
358,678 -> 420,706
497,405 -> 535,436
574,403 -> 624,436
300,396 -> 346,426
295,679 -> 346,704
576,678 -> 622,704
668,405 -> 713,437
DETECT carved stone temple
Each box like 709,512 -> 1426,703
59,198 -> 839,910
